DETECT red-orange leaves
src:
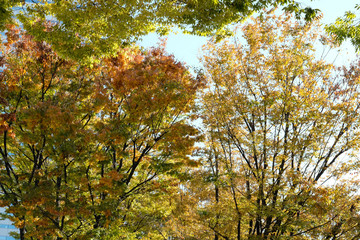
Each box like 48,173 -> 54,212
104,45 -> 201,112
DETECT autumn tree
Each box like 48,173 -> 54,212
0,0 -> 318,62
0,27 -> 203,239
171,11 -> 360,240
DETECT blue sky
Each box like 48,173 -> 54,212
139,0 -> 358,69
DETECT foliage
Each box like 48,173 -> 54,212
0,0 -> 318,62
0,0 -> 22,31
2,3 -> 360,240
0,27 -> 203,239
169,11 -> 360,239
326,4 -> 360,51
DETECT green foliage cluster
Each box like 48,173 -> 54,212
326,4 -> 360,50
2,0 -> 318,62
0,0 -> 22,30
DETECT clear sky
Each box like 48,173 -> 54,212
139,0 -> 358,69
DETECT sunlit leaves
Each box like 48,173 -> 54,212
3,0 -> 319,62
326,5 -> 360,51
172,11 -> 360,239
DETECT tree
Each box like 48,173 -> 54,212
1,0 -> 318,62
171,11 -> 360,239
0,26 -> 203,239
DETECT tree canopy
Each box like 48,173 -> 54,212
1,0 -> 318,62
0,27 -> 203,239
